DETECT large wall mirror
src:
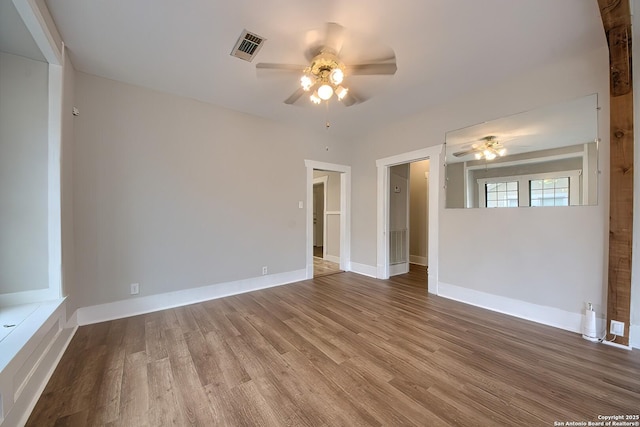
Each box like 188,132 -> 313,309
445,94 -> 599,209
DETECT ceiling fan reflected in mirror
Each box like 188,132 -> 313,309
453,136 -> 507,161
256,22 -> 397,107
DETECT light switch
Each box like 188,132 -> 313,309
298,201 -> 304,209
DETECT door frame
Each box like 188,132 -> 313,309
376,145 -> 443,294
305,160 -> 351,279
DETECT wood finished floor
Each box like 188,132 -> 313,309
312,246 -> 342,278
28,266 -> 640,426
313,257 -> 341,278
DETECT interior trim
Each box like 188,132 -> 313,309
75,269 -> 306,326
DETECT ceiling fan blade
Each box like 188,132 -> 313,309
256,63 -> 306,72
324,22 -> 345,54
340,89 -> 365,107
304,46 -> 321,62
346,62 -> 397,75
368,52 -> 397,63
305,22 -> 346,60
453,149 -> 478,157
284,87 -> 307,105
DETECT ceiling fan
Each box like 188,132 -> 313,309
453,136 -> 508,160
256,22 -> 397,107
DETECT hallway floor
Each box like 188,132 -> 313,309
313,246 -> 341,277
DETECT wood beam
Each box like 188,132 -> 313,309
598,0 -> 633,346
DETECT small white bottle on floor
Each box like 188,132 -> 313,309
582,302 -> 598,342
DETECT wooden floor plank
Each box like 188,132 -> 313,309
183,329 -> 221,388
27,266 -> 640,426
147,358 -> 186,426
144,317 -> 168,362
167,353 -> 216,425
117,351 -> 149,427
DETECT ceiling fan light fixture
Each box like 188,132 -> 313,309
335,85 -> 348,100
483,150 -> 496,160
470,136 -> 508,161
310,92 -> 322,104
300,74 -> 313,91
317,84 -> 334,100
330,68 -> 344,85
296,50 -> 350,105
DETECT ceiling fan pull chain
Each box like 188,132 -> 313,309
325,100 -> 331,129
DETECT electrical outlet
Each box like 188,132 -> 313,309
610,320 -> 624,336
262,266 -> 268,275
130,283 -> 139,295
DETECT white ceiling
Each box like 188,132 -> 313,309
42,0 -> 606,138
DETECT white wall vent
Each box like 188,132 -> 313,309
230,30 -> 266,62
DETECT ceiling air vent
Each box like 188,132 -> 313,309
230,30 -> 266,62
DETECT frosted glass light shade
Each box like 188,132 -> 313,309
335,85 -> 348,100
330,68 -> 344,85
300,75 -> 313,91
318,84 -> 333,100
310,92 -> 321,104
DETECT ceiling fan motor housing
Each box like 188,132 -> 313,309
307,50 -> 345,84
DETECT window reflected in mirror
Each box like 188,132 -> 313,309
445,94 -> 599,208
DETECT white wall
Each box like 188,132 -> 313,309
0,52 -> 49,295
348,46 -> 610,325
389,164 -> 409,232
73,72 -> 349,308
409,160 -> 429,264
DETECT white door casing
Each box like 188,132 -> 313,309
376,145 -> 443,294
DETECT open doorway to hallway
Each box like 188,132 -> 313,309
376,145 -> 441,293
388,159 -> 430,282
313,170 -> 342,277
305,159 -> 351,280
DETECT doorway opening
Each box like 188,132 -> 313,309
313,174 -> 341,277
305,160 -> 351,279
376,146 -> 442,294
388,160 -> 430,278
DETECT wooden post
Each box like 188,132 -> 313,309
598,0 -> 633,346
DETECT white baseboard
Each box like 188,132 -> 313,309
349,262 -> 377,278
437,281 -> 603,335
601,339 -> 633,351
0,299 -> 77,426
76,269 -> 307,326
323,254 -> 340,264
409,255 -> 427,266
389,263 -> 409,276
